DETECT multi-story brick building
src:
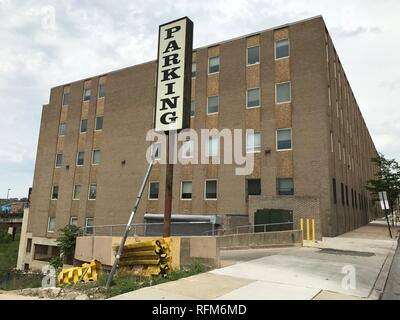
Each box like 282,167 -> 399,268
18,16 -> 378,269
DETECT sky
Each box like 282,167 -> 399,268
0,0 -> 399,198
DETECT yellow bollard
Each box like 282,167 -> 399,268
312,219 -> 316,242
306,219 -> 310,241
300,218 -> 304,240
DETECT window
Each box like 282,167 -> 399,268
83,88 -> 91,101
207,96 -> 219,114
59,123 -> 66,136
76,152 -> 85,166
85,218 -> 94,235
246,132 -> 261,153
351,189 -> 354,208
62,92 -> 69,106
80,119 -> 88,133
92,150 -> 101,165
73,185 -> 81,200
182,140 -> 193,158
247,179 -> 261,196
332,178 -> 337,204
205,180 -> 217,199
192,62 -> 197,78
55,154 -> 63,168
207,137 -> 218,157
98,84 -> 106,98
277,178 -> 294,195
277,129 -> 292,150
47,217 -> 56,232
152,143 -> 161,160
208,56 -> 220,74
247,88 -> 260,108
26,238 -> 32,253
148,181 -> 159,200
276,82 -> 291,103
275,39 -> 289,59
51,186 -> 59,200
95,116 -> 103,131
88,184 -> 97,200
190,101 -> 196,117
341,183 -> 345,206
345,185 -> 349,206
70,217 -> 78,226
181,181 -> 193,200
247,46 -> 260,65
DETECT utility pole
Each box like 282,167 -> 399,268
6,188 -> 11,200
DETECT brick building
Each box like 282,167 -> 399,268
18,16 -> 378,269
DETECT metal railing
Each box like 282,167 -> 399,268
202,221 -> 294,236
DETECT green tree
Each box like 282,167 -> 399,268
366,153 -> 400,216
55,225 -> 82,266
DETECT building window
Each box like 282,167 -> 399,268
88,184 -> 97,200
152,143 -> 161,160
80,119 -> 88,133
276,82 -> 291,104
182,140 -> 193,158
351,189 -> 354,208
275,39 -> 289,59
247,179 -> 261,196
51,186 -> 59,200
247,46 -> 260,65
70,217 -> 78,226
83,88 -> 91,101
332,178 -> 337,204
190,101 -> 196,117
277,178 -> 294,195
148,181 -> 159,200
345,185 -> 349,206
247,88 -> 260,108
207,137 -> 219,157
85,218 -> 94,235
62,92 -> 69,106
207,96 -> 219,114
205,180 -> 217,200
47,217 -> 56,232
192,62 -> 197,78
276,128 -> 292,150
92,150 -> 101,165
181,181 -> 193,200
26,238 -> 32,253
208,56 -> 220,74
55,154 -> 63,168
246,132 -> 261,153
59,123 -> 66,136
98,84 -> 106,98
76,152 -> 85,166
95,116 -> 103,131
73,185 -> 81,200
341,183 -> 345,206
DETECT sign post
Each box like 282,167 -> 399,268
154,17 -> 193,237
379,191 -> 392,238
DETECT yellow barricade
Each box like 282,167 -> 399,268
58,259 -> 100,285
299,218 -> 316,242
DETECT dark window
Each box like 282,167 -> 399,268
26,238 -> 32,253
51,186 -> 59,200
88,184 -> 97,200
247,179 -> 261,196
181,181 -> 192,199
59,123 -> 66,136
275,39 -> 289,59
55,154 -> 63,167
351,189 -> 354,208
345,185 -> 349,206
277,129 -> 292,150
208,56 -> 219,74
98,84 -> 106,98
277,178 -> 294,195
355,191 -> 358,209
191,63 -> 196,78
190,101 -> 196,117
62,92 -> 69,106
85,218 -> 94,234
149,181 -> 159,199
341,183 -> 345,206
247,46 -> 260,65
152,143 -> 161,159
80,119 -> 88,133
332,178 -> 337,204
76,152 -> 85,166
83,88 -> 91,101
276,82 -> 291,103
95,116 -> 103,131
205,180 -> 217,199
207,96 -> 219,114
247,88 -> 260,108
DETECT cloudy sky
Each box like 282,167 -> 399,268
1,0 -> 399,198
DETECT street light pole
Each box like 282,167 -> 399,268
6,188 -> 11,200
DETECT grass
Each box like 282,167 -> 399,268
67,261 -> 211,298
0,229 -> 20,277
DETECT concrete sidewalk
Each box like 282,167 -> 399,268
110,219 -> 398,300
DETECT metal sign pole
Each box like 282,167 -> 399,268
106,153 -> 155,289
163,131 -> 174,237
379,191 -> 392,239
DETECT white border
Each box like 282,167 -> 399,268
72,185 -> 81,200
246,45 -> 260,66
47,216 -> 55,233
91,149 -> 101,165
88,183 -> 97,200
274,38 -> 290,60
83,88 -> 91,102
76,151 -> 85,166
276,128 -> 293,151
70,216 -> 78,226
275,81 -> 291,104
148,181 -> 159,200
207,95 -> 219,115
246,132 -> 261,154
208,56 -> 220,75
180,181 -> 193,200
246,87 -> 261,109
204,179 -> 217,200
